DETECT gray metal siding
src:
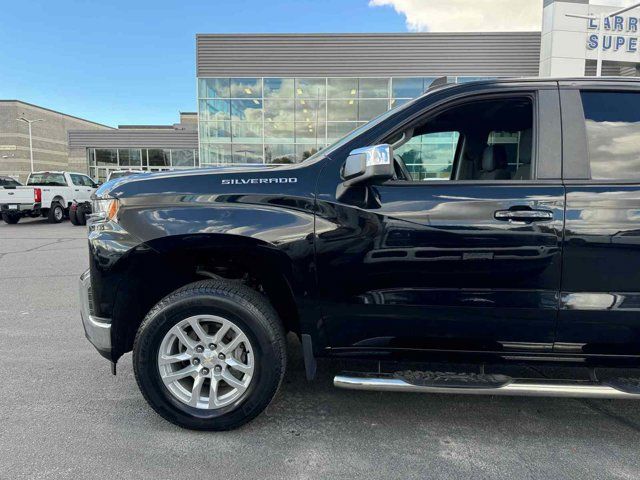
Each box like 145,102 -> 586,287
67,130 -> 198,149
196,33 -> 542,78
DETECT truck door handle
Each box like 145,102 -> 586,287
75,189 -> 80,191
494,209 -> 553,222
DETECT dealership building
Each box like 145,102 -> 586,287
8,0 -> 640,180
68,112 -> 198,182
193,0 -> 640,171
0,101 -> 111,183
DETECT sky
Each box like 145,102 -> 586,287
0,0 -> 637,126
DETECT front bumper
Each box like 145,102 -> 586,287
79,269 -> 113,360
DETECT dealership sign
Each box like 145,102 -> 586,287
540,1 -> 640,76
587,15 -> 640,54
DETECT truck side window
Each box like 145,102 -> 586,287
391,97 -> 533,182
395,132 -> 460,181
80,175 -> 95,187
581,91 -> 640,180
70,174 -> 84,186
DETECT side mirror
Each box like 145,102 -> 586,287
342,144 -> 394,186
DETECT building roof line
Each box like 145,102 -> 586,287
0,100 -> 114,129
195,32 -> 542,38
117,125 -> 176,129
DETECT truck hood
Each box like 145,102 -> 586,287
95,162 -> 316,200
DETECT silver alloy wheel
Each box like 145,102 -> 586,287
54,205 -> 63,221
157,315 -> 255,410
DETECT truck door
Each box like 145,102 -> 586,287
80,175 -> 96,201
556,83 -> 640,356
69,174 -> 86,202
314,85 -> 565,355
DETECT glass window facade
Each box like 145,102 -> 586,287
87,148 -> 200,182
199,76 -> 491,165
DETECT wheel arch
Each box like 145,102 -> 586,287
51,195 -> 67,208
110,233 -> 302,363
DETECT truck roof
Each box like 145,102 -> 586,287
430,76 -> 640,94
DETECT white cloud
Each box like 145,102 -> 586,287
368,0 -> 640,33
369,0 -> 543,32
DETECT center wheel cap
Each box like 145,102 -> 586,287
201,352 -> 217,368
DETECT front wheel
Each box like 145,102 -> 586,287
133,279 -> 287,430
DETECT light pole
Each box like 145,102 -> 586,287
566,1 -> 640,77
16,117 -> 44,172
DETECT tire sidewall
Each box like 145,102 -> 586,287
69,206 -> 79,225
134,290 -> 283,430
48,202 -> 64,223
2,213 -> 19,224
77,205 -> 87,225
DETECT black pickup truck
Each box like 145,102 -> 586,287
81,77 -> 640,430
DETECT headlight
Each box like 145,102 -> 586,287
91,198 -> 120,222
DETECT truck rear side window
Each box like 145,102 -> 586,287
27,173 -> 66,186
581,91 -> 640,180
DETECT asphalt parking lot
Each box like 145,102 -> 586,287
1,217 -> 640,479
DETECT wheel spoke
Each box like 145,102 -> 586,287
158,352 -> 192,366
212,322 -> 231,344
221,334 -> 244,355
161,365 -> 197,384
208,379 -> 220,408
189,375 -> 205,407
222,369 -> 247,392
174,326 -> 196,350
225,357 -> 251,374
188,318 -> 209,343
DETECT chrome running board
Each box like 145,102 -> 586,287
334,373 -> 640,400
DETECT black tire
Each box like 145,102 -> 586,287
77,204 -> 87,226
2,212 -> 20,224
69,206 -> 79,225
133,279 -> 287,431
47,202 -> 64,223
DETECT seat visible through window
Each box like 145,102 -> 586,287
391,96 -> 534,182
479,145 -> 510,180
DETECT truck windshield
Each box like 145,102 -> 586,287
27,173 -> 66,186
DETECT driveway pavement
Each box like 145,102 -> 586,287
1,217 -> 640,479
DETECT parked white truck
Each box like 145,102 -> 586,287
0,171 -> 98,224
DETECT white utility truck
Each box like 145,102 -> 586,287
0,171 -> 98,224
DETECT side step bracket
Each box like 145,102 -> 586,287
334,371 -> 640,400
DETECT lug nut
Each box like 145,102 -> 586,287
201,368 -> 210,375
208,343 -> 216,350
218,353 -> 225,360
214,366 -> 222,373
195,345 -> 204,353
192,358 -> 200,365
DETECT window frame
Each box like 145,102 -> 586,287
380,91 -> 541,186
564,85 -> 640,185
